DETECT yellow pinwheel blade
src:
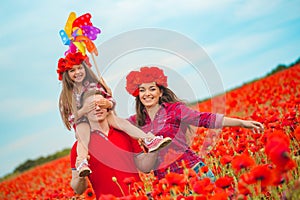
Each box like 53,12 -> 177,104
73,41 -> 86,56
64,12 -> 77,38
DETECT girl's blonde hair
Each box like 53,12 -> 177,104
58,61 -> 107,130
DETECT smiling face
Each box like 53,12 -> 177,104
67,64 -> 86,83
138,82 -> 162,109
85,94 -> 109,123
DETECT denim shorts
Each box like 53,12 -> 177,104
192,161 -> 216,182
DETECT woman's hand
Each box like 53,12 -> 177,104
241,120 -> 264,133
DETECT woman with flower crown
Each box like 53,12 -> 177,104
57,52 -> 172,178
125,66 -> 264,181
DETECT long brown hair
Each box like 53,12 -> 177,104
58,61 -> 108,130
135,84 -> 194,145
135,85 -> 180,127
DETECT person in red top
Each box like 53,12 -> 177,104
70,90 -> 142,198
125,66 -> 264,180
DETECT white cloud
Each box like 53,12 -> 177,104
234,0 -> 281,20
0,98 -> 57,119
0,130 -> 42,156
205,27 -> 284,65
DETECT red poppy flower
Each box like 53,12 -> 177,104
215,176 -> 234,189
231,153 -> 255,174
192,178 -> 212,195
201,165 -> 209,174
84,187 -> 95,200
99,194 -> 117,200
177,195 -> 206,200
133,181 -> 145,193
247,165 -> 275,187
220,155 -> 233,165
293,126 -> 300,140
265,130 -> 293,169
237,180 -> 250,195
265,130 -> 290,155
134,195 -> 149,200
268,145 -> 291,167
123,176 -> 137,186
209,192 -> 229,200
165,172 -> 186,187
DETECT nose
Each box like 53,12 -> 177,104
75,68 -> 80,74
95,103 -> 101,110
144,89 -> 150,96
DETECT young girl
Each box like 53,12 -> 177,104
57,52 -> 171,177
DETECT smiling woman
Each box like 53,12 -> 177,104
126,66 -> 264,181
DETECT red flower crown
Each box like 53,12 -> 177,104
126,66 -> 168,96
56,52 -> 92,80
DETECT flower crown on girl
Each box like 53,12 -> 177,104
56,52 -> 92,80
126,66 -> 168,96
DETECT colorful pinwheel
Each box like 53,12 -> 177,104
59,12 -> 101,56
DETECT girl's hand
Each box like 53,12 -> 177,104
80,101 -> 95,115
96,98 -> 112,109
241,120 -> 264,133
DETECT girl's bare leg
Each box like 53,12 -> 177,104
75,123 -> 92,177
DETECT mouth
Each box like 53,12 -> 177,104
94,110 -> 104,117
143,96 -> 154,101
74,74 -> 84,81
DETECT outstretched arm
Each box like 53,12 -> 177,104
70,170 -> 88,194
222,117 -> 264,132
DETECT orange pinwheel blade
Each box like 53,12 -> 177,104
75,35 -> 98,55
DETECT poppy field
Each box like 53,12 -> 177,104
0,63 -> 299,199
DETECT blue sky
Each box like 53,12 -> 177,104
0,0 -> 299,178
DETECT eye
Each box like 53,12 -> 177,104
139,88 -> 145,92
149,87 -> 157,91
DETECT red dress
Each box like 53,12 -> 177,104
70,127 -> 141,198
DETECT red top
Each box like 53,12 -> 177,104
70,128 -> 141,198
128,102 -> 224,179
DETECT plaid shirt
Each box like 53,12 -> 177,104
128,102 -> 224,179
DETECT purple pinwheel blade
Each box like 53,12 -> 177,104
81,25 -> 101,40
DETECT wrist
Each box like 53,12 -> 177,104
78,176 -> 87,182
77,109 -> 84,118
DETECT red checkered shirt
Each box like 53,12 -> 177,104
128,102 -> 224,179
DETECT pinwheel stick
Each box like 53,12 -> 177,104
91,53 -> 112,96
